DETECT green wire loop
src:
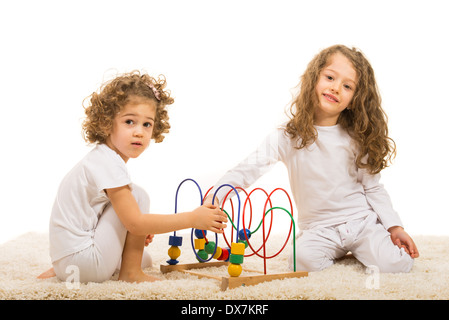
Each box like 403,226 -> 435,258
221,206 -> 296,272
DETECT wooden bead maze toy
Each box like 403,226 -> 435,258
160,178 -> 308,290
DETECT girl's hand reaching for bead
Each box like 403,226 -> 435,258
191,204 -> 227,233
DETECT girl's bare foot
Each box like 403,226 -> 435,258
37,267 -> 56,279
118,269 -> 160,283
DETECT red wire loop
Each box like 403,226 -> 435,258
203,186 -> 294,274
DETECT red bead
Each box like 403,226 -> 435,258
217,247 -> 230,261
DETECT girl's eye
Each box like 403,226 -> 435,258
326,75 -> 333,81
344,84 -> 352,90
143,122 -> 152,128
125,119 -> 134,125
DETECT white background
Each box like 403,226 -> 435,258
1,0 -> 448,244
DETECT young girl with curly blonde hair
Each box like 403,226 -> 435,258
207,45 -> 419,273
39,71 -> 227,283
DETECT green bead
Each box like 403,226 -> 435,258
196,249 -> 208,262
229,253 -> 244,264
204,241 -> 216,254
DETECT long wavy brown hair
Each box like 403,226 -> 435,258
285,45 -> 396,174
82,70 -> 174,144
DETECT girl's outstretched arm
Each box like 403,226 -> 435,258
106,185 -> 228,236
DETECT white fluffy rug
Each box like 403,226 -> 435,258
0,232 -> 448,300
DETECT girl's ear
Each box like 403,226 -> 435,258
102,127 -> 112,141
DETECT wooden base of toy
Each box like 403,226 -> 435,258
160,262 -> 308,291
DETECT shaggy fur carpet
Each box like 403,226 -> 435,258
0,232 -> 448,300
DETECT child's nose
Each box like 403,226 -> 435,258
330,83 -> 339,94
134,127 -> 144,137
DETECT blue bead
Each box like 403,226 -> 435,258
169,235 -> 183,246
166,259 -> 179,265
194,229 -> 207,239
238,228 -> 251,241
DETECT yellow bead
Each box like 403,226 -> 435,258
228,263 -> 243,277
212,246 -> 223,259
168,246 -> 181,260
231,242 -> 245,255
194,238 -> 206,250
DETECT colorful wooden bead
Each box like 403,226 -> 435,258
194,229 -> 207,239
229,253 -> 244,264
231,242 -> 245,255
204,241 -> 216,254
217,247 -> 230,261
238,228 -> 251,241
194,238 -> 206,250
169,235 -> 183,246
196,249 -> 208,262
168,246 -> 181,260
228,263 -> 242,277
212,246 -> 223,259
166,258 -> 179,265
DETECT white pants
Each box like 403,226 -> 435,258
290,212 -> 414,273
53,185 -> 153,283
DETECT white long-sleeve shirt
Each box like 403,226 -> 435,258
212,124 -> 402,231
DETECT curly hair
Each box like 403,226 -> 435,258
82,70 -> 174,144
285,45 -> 396,174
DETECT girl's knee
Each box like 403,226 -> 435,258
364,244 -> 414,273
377,253 -> 414,273
291,248 -> 334,272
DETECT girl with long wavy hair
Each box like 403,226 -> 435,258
207,45 -> 418,273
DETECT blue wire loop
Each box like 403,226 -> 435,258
174,178 -> 203,237
173,178 -> 221,262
